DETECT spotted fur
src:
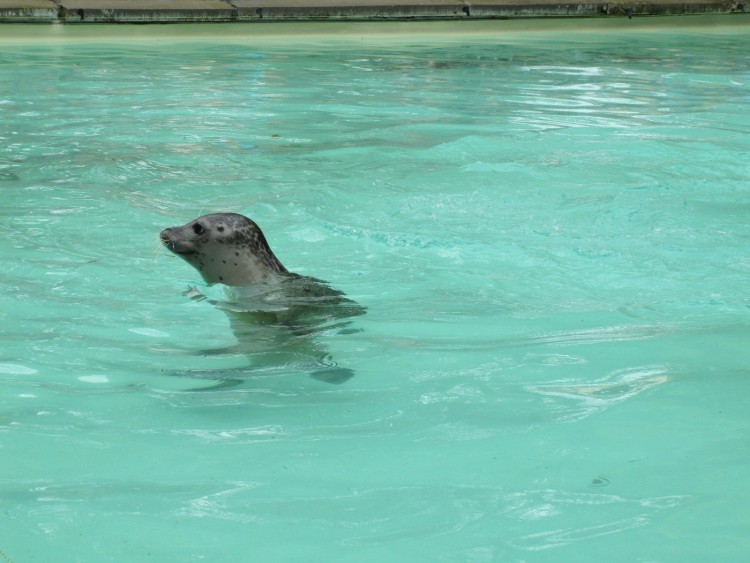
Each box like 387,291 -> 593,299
160,213 -> 288,286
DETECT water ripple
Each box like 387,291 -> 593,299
525,365 -> 670,421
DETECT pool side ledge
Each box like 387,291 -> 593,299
0,0 -> 747,22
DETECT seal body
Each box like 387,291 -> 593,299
160,212 -> 365,387
160,213 -> 288,286
160,212 -> 365,323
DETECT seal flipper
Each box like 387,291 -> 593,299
186,378 -> 245,392
196,345 -> 242,356
310,367 -> 354,385
164,359 -> 354,390
164,367 -> 247,391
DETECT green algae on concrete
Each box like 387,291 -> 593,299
234,0 -> 744,20
0,0 -> 747,22
56,0 -> 236,22
233,0 -> 472,20
0,0 -> 57,21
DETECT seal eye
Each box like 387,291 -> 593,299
193,223 -> 206,235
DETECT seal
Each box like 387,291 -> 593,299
160,213 -> 288,286
160,213 -> 365,387
160,212 -> 364,319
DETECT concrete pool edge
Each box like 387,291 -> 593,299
2,16 -> 749,45
0,0 -> 747,23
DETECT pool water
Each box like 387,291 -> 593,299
2,20 -> 749,562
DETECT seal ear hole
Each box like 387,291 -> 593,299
217,226 -> 225,232
193,223 -> 206,235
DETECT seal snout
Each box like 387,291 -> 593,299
160,227 -> 195,255
160,228 -> 175,250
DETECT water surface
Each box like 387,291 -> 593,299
1,20 -> 749,562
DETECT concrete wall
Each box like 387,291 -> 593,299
0,0 -> 746,23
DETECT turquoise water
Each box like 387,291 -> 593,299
2,20 -> 750,562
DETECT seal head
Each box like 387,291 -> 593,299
160,213 -> 288,286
